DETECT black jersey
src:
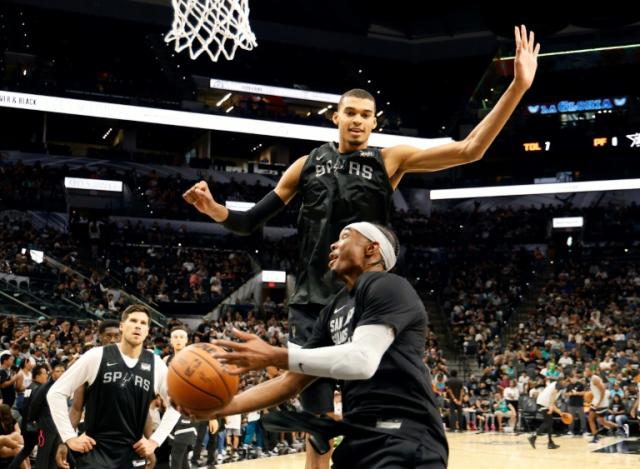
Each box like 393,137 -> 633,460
84,345 -> 155,449
290,142 -> 393,306
304,272 -> 448,463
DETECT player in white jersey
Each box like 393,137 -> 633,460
584,366 -> 627,443
528,377 -> 569,450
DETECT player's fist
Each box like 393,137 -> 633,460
133,437 -> 159,458
182,181 -> 225,220
65,434 -> 96,453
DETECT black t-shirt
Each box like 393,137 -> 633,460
0,368 -> 16,407
566,382 -> 585,407
291,143 -> 393,307
304,272 -> 448,461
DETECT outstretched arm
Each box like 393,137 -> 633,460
182,155 -> 306,234
383,25 -> 541,180
178,371 -> 315,421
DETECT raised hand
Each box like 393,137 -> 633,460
513,24 -> 541,91
182,180 -> 226,221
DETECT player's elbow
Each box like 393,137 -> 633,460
461,139 -> 484,163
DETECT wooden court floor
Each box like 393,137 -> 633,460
221,433 -> 640,468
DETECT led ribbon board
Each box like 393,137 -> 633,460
431,178 -> 640,200
0,91 -> 451,148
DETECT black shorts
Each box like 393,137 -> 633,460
289,304 -> 335,415
73,444 -> 147,469
333,433 -> 446,469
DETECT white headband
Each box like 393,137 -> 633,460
345,222 -> 397,271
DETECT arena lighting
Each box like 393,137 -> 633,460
225,201 -> 255,211
64,177 -> 123,192
0,91 -> 451,148
553,217 -> 584,229
261,270 -> 286,283
216,92 -> 232,107
430,178 -> 640,200
21,248 -> 44,264
210,78 -> 341,103
496,43 -> 640,61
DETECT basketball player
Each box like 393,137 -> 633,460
183,25 -> 540,467
177,223 -> 449,468
54,319 -> 146,468
47,305 -> 181,469
584,366 -> 626,443
528,377 -> 569,450
163,326 -> 198,469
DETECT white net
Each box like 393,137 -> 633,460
165,0 -> 257,62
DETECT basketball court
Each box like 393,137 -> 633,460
222,434 -> 640,468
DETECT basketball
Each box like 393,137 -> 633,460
560,412 -> 573,425
167,343 -> 239,411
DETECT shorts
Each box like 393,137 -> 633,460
73,443 -> 146,469
260,411 -> 448,468
226,428 -> 241,437
289,304 -> 335,415
332,433 -> 446,469
591,406 -> 610,416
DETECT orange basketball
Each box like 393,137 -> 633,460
560,412 -> 573,425
167,343 -> 239,411
584,391 -> 593,405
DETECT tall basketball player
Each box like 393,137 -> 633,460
584,366 -> 626,443
184,25 -> 540,467
47,305 -> 181,469
177,223 -> 449,468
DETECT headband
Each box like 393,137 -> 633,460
345,222 -> 397,271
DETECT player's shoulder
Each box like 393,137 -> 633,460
380,144 -> 419,159
359,271 -> 411,287
83,345 -> 105,360
356,272 -> 415,297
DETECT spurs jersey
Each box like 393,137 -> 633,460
291,142 -> 393,306
84,344 -> 155,448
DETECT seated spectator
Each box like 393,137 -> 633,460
0,404 -> 22,465
493,393 -> 517,432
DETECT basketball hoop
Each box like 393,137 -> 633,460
165,0 -> 257,62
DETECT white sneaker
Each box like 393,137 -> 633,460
623,424 -> 630,438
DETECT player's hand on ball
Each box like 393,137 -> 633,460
213,328 -> 288,374
171,399 -> 225,422
133,437 -> 159,458
65,434 -> 96,453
